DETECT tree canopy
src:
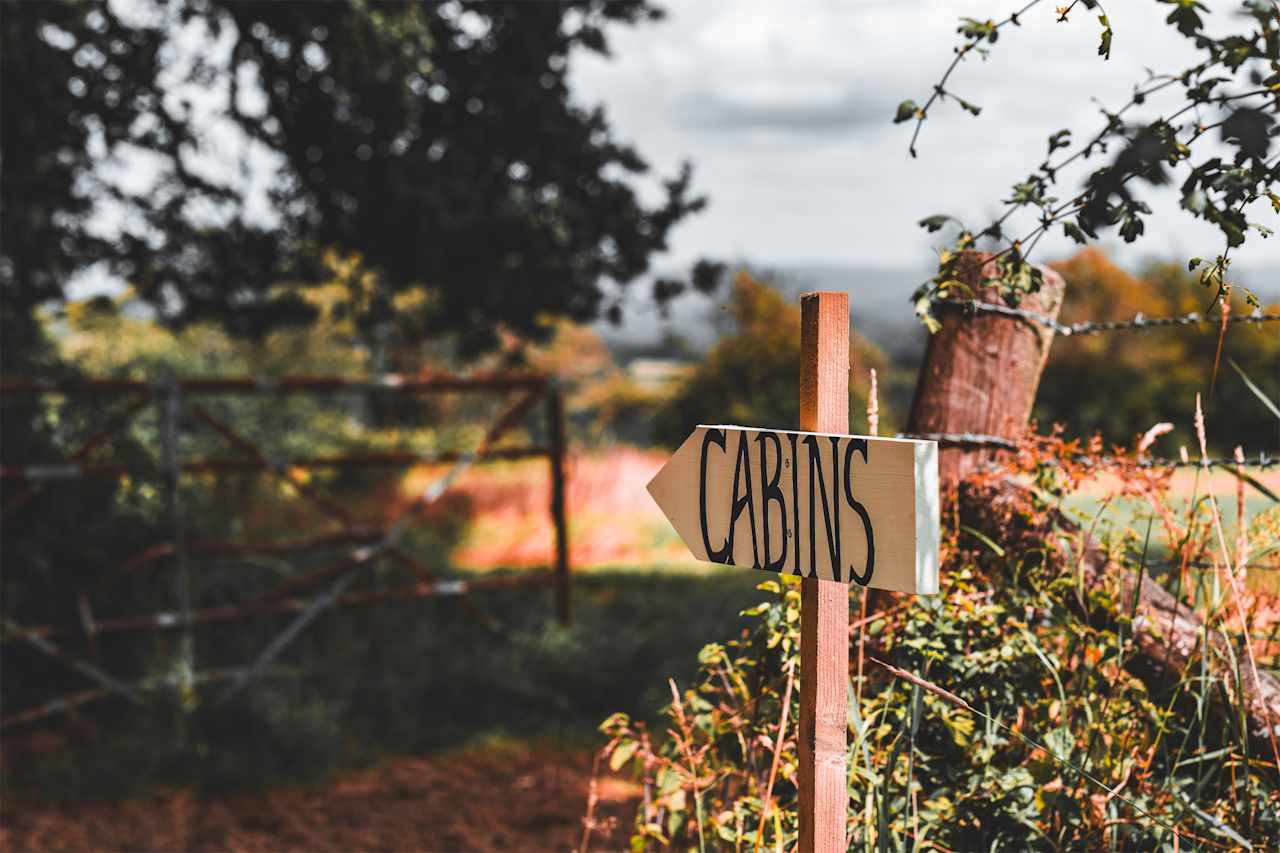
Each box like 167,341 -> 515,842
1,0 -> 706,364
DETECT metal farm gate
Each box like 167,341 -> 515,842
0,372 -> 570,729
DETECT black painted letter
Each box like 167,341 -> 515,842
727,430 -> 760,567
788,433 -> 802,575
842,439 -> 875,586
756,431 -> 787,571
699,428 -> 729,562
804,435 -> 841,581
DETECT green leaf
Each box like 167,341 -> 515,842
1097,15 -> 1113,60
1046,129 -> 1072,155
1165,2 -> 1204,38
960,525 -> 1005,557
1230,358 -> 1280,421
1188,257 -> 1203,271
609,739 -> 639,771
1062,221 -> 1088,244
894,99 -> 919,124
918,214 -> 951,232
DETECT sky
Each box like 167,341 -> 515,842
568,0 -> 1280,280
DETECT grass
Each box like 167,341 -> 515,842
1062,467 -> 1280,594
4,562 -> 766,802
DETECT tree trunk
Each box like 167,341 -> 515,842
906,252 -> 1066,484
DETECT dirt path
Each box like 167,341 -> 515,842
1,746 -> 639,852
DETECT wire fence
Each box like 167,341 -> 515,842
897,431 -> 1278,470
915,296 -> 1280,469
934,298 -> 1280,337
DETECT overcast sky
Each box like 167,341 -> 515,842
570,0 -> 1280,279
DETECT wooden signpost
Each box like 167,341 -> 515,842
645,425 -> 938,591
647,292 -> 940,851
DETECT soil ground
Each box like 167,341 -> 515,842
0,745 -> 639,852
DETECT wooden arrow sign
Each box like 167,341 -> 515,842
647,425 -> 939,593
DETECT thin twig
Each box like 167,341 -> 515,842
1195,396 -> 1280,772
754,659 -> 796,853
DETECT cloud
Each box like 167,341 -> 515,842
571,0 -> 1280,274
673,85 -> 890,133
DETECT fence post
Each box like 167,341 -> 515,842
159,379 -> 196,707
798,292 -> 849,853
546,383 -> 571,626
906,251 -> 1066,485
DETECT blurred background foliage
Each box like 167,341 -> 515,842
1039,249 -> 1280,455
651,272 -> 891,447
8,247 -> 1274,805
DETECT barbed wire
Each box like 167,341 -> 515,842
934,299 -> 1280,336
897,432 -> 1278,469
899,431 -> 1019,450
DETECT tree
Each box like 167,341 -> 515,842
1037,249 -> 1280,453
901,2 -> 1280,326
1,0 -> 705,364
653,272 -> 890,447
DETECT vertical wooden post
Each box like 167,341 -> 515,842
906,251 -> 1066,485
798,292 -> 849,853
547,383 -> 571,626
160,379 -> 195,706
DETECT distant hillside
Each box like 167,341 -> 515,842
595,263 -> 930,364
596,259 -> 1280,365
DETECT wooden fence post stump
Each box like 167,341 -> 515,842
906,251 -> 1066,485
798,292 -> 849,853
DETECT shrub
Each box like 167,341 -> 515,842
598,435 -> 1280,851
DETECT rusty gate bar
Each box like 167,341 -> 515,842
0,446 -> 552,481
0,372 -> 548,396
547,384 -> 571,626
21,573 -> 559,640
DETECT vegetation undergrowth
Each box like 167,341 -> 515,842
2,568 -> 762,803
598,432 -> 1280,851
